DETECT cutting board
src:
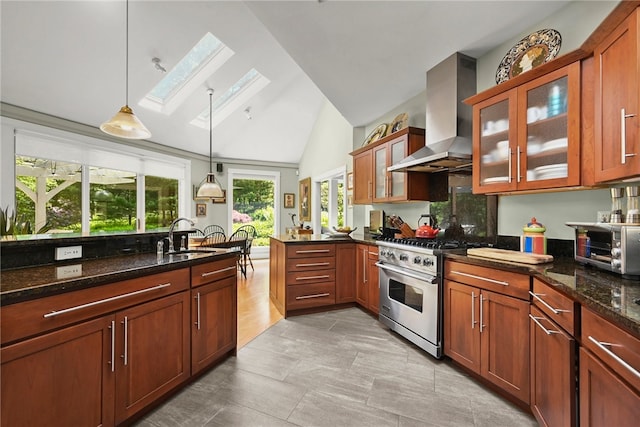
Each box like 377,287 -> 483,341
467,248 -> 554,264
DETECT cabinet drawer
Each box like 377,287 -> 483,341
445,260 -> 530,299
531,278 -> 578,335
286,282 -> 336,310
582,307 -> 640,392
367,245 -> 379,259
286,244 -> 336,259
191,256 -> 237,288
1,268 -> 189,345
288,256 -> 336,272
287,269 -> 336,285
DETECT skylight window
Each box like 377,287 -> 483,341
139,32 -> 234,114
190,68 -> 270,129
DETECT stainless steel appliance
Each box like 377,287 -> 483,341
376,238 -> 467,358
566,222 -> 640,280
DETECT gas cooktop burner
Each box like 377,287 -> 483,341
377,237 -> 466,250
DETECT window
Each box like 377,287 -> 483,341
139,32 -> 235,115
313,167 -> 348,233
190,68 -> 270,129
9,124 -> 190,237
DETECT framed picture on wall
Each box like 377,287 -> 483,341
196,203 -> 207,217
284,192 -> 295,208
299,177 -> 311,222
347,172 -> 353,190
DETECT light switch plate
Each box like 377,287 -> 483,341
55,245 -> 82,261
56,264 -> 82,279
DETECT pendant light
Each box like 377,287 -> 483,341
196,89 -> 224,199
100,0 -> 151,140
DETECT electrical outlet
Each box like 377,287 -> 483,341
56,264 -> 82,279
55,245 -> 82,261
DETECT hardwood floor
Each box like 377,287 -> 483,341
236,258 -> 283,348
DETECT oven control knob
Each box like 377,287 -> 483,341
413,256 -> 422,264
399,254 -> 408,261
611,259 -> 622,270
423,258 -> 434,267
611,248 -> 622,258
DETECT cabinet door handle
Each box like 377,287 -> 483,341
529,291 -> 571,315
121,316 -> 128,366
194,292 -> 201,330
516,146 -> 522,183
295,275 -> 330,281
363,250 -> 368,283
471,291 -> 477,329
529,314 -> 559,335
508,147 -> 513,183
450,270 -> 509,287
295,293 -> 330,300
368,181 -> 372,199
109,320 -> 115,373
479,294 -> 486,333
43,283 -> 171,318
201,266 -> 236,277
296,262 -> 330,268
621,108 -> 638,164
588,335 -> 640,380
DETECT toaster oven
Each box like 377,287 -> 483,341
566,222 -> 640,280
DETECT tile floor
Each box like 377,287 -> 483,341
136,307 -> 537,427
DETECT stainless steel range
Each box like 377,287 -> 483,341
376,238 -> 467,359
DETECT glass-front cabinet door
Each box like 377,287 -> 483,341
517,62 -> 580,190
473,62 -> 580,194
387,137 -> 408,200
473,91 -> 517,193
373,144 -> 387,201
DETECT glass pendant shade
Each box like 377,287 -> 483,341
196,173 -> 224,198
100,105 -> 151,139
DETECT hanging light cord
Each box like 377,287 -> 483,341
125,0 -> 129,107
209,89 -> 213,174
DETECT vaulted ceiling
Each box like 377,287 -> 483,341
1,1 -> 570,165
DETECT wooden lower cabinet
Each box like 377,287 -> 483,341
444,278 -> 530,403
115,291 -> 191,424
191,276 -> 237,375
336,243 -> 356,303
530,306 -> 576,427
1,316 -> 115,427
579,347 -> 640,427
355,244 -> 379,315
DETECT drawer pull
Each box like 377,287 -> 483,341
201,266 -> 236,277
295,262 -> 330,268
529,314 -> 559,335
295,293 -> 330,300
530,291 -> 570,315
296,249 -> 331,254
295,275 -> 330,281
43,283 -> 172,318
450,270 -> 509,287
588,335 -> 640,380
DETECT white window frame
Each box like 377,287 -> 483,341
312,166 -> 348,234
4,117 -> 191,234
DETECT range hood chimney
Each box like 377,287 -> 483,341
388,52 -> 477,173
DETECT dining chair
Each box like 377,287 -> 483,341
203,224 -> 226,238
228,228 -> 250,278
234,225 -> 257,271
199,231 -> 226,247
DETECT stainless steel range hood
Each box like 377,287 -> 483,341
388,52 -> 476,173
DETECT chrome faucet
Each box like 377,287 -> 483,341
167,217 -> 195,254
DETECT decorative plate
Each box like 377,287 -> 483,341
389,113 -> 408,134
495,29 -> 562,84
362,123 -> 388,146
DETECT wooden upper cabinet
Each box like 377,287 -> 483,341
594,7 -> 640,183
471,62 -> 581,194
350,127 -> 446,203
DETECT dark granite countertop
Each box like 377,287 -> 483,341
1,249 -> 238,306
446,253 -> 640,338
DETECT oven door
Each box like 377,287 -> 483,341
376,262 -> 440,351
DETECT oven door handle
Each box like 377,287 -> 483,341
375,262 -> 437,284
